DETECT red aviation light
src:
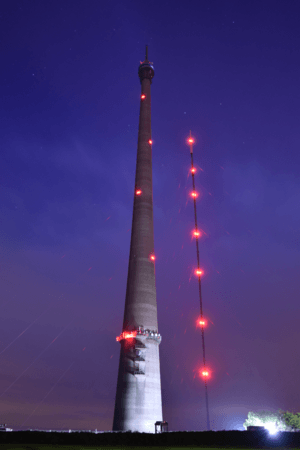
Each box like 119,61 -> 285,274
135,189 -> 142,196
196,317 -> 207,328
187,133 -> 195,152
141,94 -> 146,100
191,191 -> 198,198
191,167 -> 196,174
148,139 -> 153,145
193,229 -> 201,238
201,370 -> 209,378
195,269 -> 203,276
150,254 -> 156,261
124,331 -> 137,339
116,331 -> 137,342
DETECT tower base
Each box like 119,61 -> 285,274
113,330 -> 163,433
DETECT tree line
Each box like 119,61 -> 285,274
243,410 -> 300,431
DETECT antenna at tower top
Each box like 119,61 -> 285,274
145,45 -> 148,61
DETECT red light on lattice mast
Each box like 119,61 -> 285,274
150,254 -> 155,261
191,167 -> 196,174
187,134 -> 195,145
201,370 -> 209,378
187,132 -> 196,152
136,189 -> 142,196
195,269 -> 203,276
193,229 -> 201,238
196,318 -> 207,328
141,94 -> 146,100
191,191 -> 198,198
148,139 -> 153,145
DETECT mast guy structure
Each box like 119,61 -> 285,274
112,46 -> 163,433
188,132 -> 211,431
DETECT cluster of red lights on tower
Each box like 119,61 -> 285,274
116,331 -> 137,342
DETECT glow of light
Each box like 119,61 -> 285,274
141,94 -> 146,100
193,230 -> 200,238
188,138 -> 194,144
191,191 -> 198,198
195,269 -> 203,276
124,332 -> 136,339
202,370 -> 209,377
265,423 -> 278,435
191,167 -> 196,174
199,320 -> 206,326
136,189 -> 142,195
148,139 -> 153,144
150,254 -> 155,261
116,331 -> 137,342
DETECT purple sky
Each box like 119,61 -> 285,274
1,0 -> 300,432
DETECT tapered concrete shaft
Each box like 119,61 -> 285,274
112,48 -> 163,433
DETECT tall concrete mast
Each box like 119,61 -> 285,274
112,46 -> 163,433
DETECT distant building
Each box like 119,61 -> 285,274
247,426 -> 266,431
0,424 -> 13,432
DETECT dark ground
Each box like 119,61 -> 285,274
0,430 -> 300,448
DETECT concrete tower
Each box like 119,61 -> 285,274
112,47 -> 163,433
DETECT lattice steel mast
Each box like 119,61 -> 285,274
188,131 -> 210,431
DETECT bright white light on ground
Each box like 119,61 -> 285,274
265,422 -> 278,435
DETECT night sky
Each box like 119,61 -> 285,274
1,0 -> 300,432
